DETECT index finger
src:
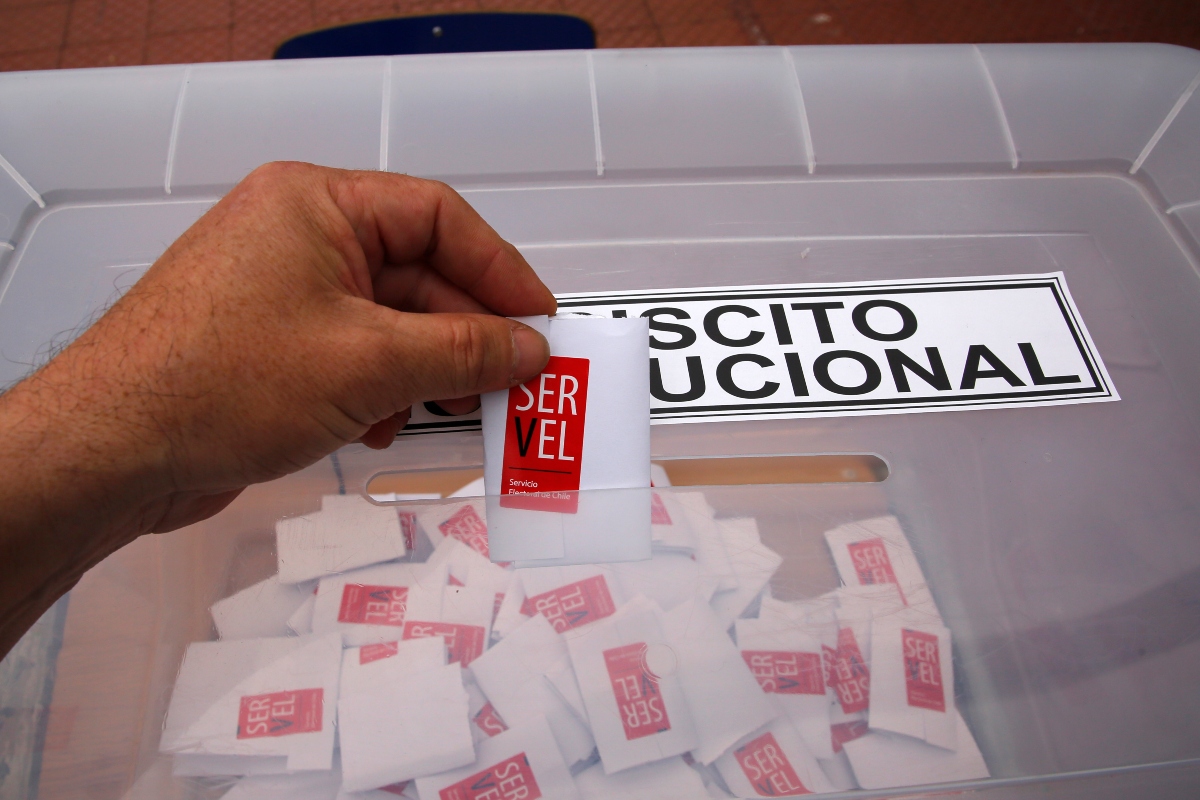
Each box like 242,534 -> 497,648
329,171 -> 557,318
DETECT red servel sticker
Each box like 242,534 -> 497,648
734,732 -> 811,796
398,511 -> 418,553
741,651 -> 825,695
473,701 -> 509,738
438,753 -> 542,800
832,628 -> 870,714
519,575 -> 617,633
650,493 -> 672,525
846,537 -> 907,604
500,356 -> 589,514
237,688 -> 323,739
830,720 -> 869,754
439,505 -> 490,557
402,621 -> 487,667
902,628 -> 946,712
338,584 -> 408,626
604,643 -> 671,741
380,782 -> 410,797
359,642 -> 400,664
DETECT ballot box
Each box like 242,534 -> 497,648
3,43 -> 1200,800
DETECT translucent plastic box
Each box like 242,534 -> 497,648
3,43 -> 1200,799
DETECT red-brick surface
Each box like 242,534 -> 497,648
0,0 -> 1197,70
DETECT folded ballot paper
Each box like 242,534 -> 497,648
340,657 -> 475,796
414,717 -> 579,800
166,496 -> 995,797
824,515 -> 941,619
211,575 -> 317,641
276,495 -> 410,584
567,595 -> 698,773
481,315 -> 652,566
470,613 -> 596,766
160,633 -> 342,770
714,717 -> 835,797
311,562 -> 445,646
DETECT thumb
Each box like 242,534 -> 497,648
376,311 -> 550,409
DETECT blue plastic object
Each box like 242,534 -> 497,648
274,12 -> 596,59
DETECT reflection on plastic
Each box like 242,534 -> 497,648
486,487 -> 652,567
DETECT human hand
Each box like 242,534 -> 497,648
0,162 -> 554,655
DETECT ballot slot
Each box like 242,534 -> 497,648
364,453 -> 889,501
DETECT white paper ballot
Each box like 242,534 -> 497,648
818,751 -> 859,792
610,553 -> 716,613
824,516 -> 941,619
277,498 -> 408,584
663,600 -> 777,765
567,596 -> 698,774
340,637 -> 447,700
338,663 -> 475,792
574,757 -> 709,800
867,612 -> 956,750
161,633 -> 342,771
312,562 -> 445,646
714,718 -> 834,797
843,712 -> 988,789
648,491 -> 697,553
470,614 -> 596,765
415,499 -> 493,558
407,580 -> 495,666
517,565 -> 624,633
482,315 -> 651,565
415,717 -> 580,800
426,536 -> 512,599
828,584 -> 905,722
288,591 -> 318,635
212,575 -> 317,641
709,519 -> 782,629
491,573 -> 528,641
220,768 -> 344,800
735,616 -> 834,759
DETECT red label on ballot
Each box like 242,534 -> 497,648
359,642 -> 399,664
604,642 -> 671,741
403,621 -> 486,666
438,753 -> 542,800
473,702 -> 509,738
439,505 -> 490,557
846,537 -> 907,604
237,688 -> 323,739
830,720 -> 869,754
520,575 -> 616,632
398,511 -> 418,553
338,584 -> 408,626
380,782 -> 410,797
650,493 -> 672,525
500,356 -> 589,513
734,732 -> 811,796
903,628 -> 946,712
832,628 -> 870,714
742,651 -> 825,695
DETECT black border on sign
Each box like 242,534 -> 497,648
558,275 -> 1115,418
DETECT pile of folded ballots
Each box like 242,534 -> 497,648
162,491 -> 990,799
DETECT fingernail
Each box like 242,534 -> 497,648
510,323 -> 550,384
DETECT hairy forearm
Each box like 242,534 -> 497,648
0,337 -> 169,659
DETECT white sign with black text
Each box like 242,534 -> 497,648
398,273 -> 1116,432
556,273 -> 1116,424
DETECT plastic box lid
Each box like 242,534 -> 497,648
2,43 -> 1200,799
